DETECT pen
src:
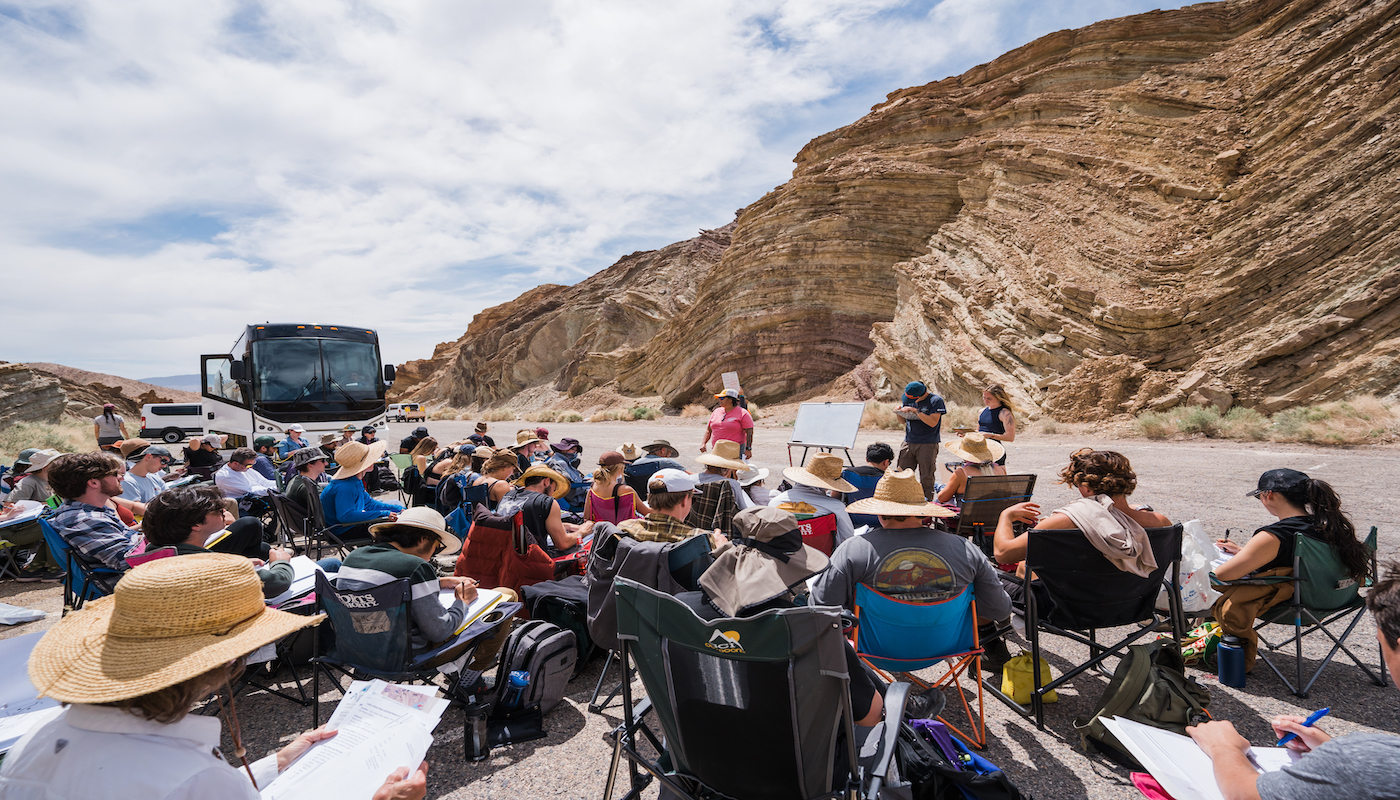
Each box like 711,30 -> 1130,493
1276,707 -> 1330,746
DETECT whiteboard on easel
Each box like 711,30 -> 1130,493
790,402 -> 865,450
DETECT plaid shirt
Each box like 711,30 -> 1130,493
50,500 -> 139,588
684,481 -> 737,537
619,513 -> 704,544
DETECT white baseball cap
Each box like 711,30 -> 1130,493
287,424 -> 306,433
650,468 -> 699,493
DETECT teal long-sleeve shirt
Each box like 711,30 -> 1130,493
320,477 -> 403,525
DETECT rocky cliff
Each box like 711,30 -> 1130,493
401,0 -> 1400,419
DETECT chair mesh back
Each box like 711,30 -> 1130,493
955,475 -> 1036,536
1027,524 -> 1182,630
855,583 -> 975,671
614,578 -> 849,800
41,519 -> 106,600
269,492 -> 310,539
305,486 -> 330,529
315,572 -> 412,674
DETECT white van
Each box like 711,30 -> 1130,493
387,402 -> 426,422
139,403 -> 205,443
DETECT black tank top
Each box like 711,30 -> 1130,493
978,406 -> 1005,435
1256,515 -> 1318,573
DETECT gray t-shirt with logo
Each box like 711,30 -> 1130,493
1257,733 -> 1400,800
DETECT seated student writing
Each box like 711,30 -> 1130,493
1187,559 -> 1400,800
1210,468 -> 1370,673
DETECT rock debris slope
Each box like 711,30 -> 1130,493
402,0 -> 1400,419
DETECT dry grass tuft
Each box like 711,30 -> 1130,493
480,409 -> 516,422
1132,396 -> 1400,445
680,404 -> 710,419
861,401 -> 903,430
0,419 -> 93,465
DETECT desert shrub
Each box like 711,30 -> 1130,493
1135,411 -> 1170,439
0,420 -> 92,464
1270,406 -> 1328,443
681,404 -> 710,418
1175,405 -> 1223,437
1038,419 -> 1059,435
746,401 -> 764,420
631,407 -> 659,421
861,401 -> 902,430
1222,407 -> 1268,441
1270,396 -> 1400,445
481,409 -> 516,422
427,407 -> 461,421
562,412 -> 583,423
527,410 -> 560,423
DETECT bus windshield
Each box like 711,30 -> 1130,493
252,338 -> 384,412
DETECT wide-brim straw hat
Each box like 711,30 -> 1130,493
697,440 -> 747,471
512,430 -> 542,449
941,432 -> 1005,464
370,507 -> 461,556
28,554 -> 322,705
472,446 -> 496,460
700,507 -> 830,617
513,464 -> 570,499
782,452 -> 856,493
846,469 -> 956,518
333,439 -> 387,480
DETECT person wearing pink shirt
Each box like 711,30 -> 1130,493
700,389 -> 754,459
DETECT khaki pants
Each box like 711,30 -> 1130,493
1211,567 -> 1294,672
897,441 -> 940,500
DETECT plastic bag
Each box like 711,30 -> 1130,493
1001,653 -> 1058,704
1158,519 -> 1223,614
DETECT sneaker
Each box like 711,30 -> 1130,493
903,687 -> 946,720
16,568 -> 65,583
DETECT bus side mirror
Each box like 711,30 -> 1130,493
230,360 -> 245,381
383,364 -> 396,383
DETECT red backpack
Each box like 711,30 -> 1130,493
454,504 -> 555,594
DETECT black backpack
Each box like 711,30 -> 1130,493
523,576 -> 596,675
894,721 -> 1028,800
1074,640 -> 1212,768
492,619 -> 577,718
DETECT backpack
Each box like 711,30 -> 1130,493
894,720 -> 1027,800
492,619 -> 577,717
400,465 -> 423,497
373,462 -> 400,493
1074,640 -> 1212,768
523,575 -> 595,675
453,504 -> 555,595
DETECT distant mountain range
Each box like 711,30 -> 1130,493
138,373 -> 202,393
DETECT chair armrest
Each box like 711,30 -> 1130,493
866,681 -> 910,799
1209,572 -> 1297,587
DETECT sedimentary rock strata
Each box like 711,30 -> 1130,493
402,0 -> 1400,419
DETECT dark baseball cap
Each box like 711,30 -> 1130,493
1246,468 -> 1310,497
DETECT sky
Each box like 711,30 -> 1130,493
0,0 -> 1193,379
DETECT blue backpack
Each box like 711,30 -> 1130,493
442,472 -> 493,536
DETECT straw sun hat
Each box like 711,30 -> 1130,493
512,430 -> 542,449
333,439 -> 387,480
513,463 -> 570,499
845,469 -> 956,518
782,452 -> 856,493
29,553 -> 322,705
370,507 -> 462,556
941,432 -> 1005,464
697,440 -> 748,471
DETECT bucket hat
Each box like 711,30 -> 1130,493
550,437 -> 581,454
783,453 -> 856,493
333,440 -> 387,480
696,440 -> 747,471
290,447 -> 330,469
513,464 -> 570,499
24,449 -> 64,474
320,433 -> 340,447
699,507 -> 829,617
28,554 -> 322,704
369,507 -> 462,556
846,469 -> 955,518
941,432 -> 1005,464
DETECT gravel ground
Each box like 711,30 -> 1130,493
4,417 -> 1397,799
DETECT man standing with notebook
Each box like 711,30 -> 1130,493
1187,559 -> 1400,799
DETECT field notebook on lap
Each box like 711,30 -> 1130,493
1100,717 -> 1299,800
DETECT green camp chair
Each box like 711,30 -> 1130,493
1219,526 -> 1385,697
388,453 -> 414,505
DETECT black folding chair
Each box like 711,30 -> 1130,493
301,486 -> 380,559
603,578 -> 908,800
1000,524 -> 1185,728
952,474 -> 1036,556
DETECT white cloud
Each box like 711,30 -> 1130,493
0,0 -> 1190,377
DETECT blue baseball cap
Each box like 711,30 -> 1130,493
904,381 -> 927,399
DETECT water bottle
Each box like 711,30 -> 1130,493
501,670 -> 530,710
464,699 -> 491,762
1217,635 -> 1247,688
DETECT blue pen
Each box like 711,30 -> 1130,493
1277,707 -> 1330,746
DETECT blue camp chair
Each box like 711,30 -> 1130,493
841,468 -> 882,529
40,519 -> 122,613
853,583 -> 988,748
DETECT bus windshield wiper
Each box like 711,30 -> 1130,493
326,375 -> 361,408
287,375 -> 319,407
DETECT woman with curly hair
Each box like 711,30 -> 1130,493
974,384 -> 1017,465
993,448 -> 1170,588
1210,468 -> 1369,671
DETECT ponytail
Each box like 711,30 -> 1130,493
593,462 -> 622,486
103,407 -> 117,422
1284,478 -> 1368,582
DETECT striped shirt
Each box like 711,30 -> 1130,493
336,543 -> 463,650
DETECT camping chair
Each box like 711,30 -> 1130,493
1214,526 -> 1386,697
584,528 -> 710,714
126,546 -> 176,567
603,578 -> 909,800
685,480 -> 738,538
853,583 -> 988,748
40,519 -> 122,614
311,572 -> 521,725
388,453 -> 413,504
841,469 -> 881,529
797,513 -> 838,556
268,491 -> 315,552
302,486 -> 380,559
0,537 -> 22,581
953,474 -> 1036,556
1003,524 -> 1184,728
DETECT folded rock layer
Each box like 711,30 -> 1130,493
400,0 -> 1400,419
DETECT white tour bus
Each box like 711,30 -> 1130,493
200,324 -> 396,450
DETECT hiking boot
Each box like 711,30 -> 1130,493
16,568 -> 65,583
980,626 -> 1015,673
